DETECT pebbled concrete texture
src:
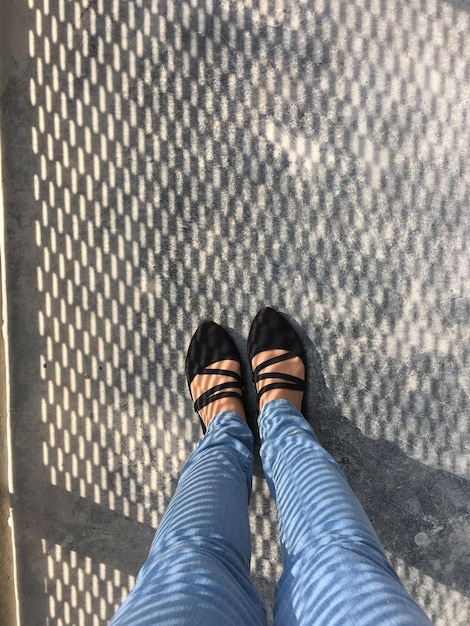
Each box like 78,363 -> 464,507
0,265 -> 17,626
1,0 -> 470,624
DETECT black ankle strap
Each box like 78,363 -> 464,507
194,381 -> 243,412
256,372 -> 305,386
257,381 -> 305,400
252,349 -> 305,402
252,349 -> 303,379
199,368 -> 242,382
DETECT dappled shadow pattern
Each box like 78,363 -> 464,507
2,0 -> 470,624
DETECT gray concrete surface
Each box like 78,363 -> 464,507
0,261 -> 17,626
2,0 -> 470,624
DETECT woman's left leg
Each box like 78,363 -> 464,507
110,411 -> 267,626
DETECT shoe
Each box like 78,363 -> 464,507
186,321 -> 244,433
248,307 -> 306,409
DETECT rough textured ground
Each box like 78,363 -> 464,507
2,1 -> 470,624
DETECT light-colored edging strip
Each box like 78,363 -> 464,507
0,98 -> 20,626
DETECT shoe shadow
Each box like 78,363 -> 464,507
231,325 -> 470,597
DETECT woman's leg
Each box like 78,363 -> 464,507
110,412 -> 266,626
259,399 -> 432,626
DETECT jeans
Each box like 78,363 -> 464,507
110,400 -> 432,626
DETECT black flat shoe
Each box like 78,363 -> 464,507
186,321 -> 244,433
247,307 -> 306,407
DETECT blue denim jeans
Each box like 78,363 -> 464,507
110,400 -> 431,625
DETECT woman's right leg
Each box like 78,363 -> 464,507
110,412 -> 266,626
259,399 -> 432,626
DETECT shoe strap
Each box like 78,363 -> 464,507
256,371 -> 305,387
195,391 -> 245,436
257,381 -> 305,400
252,349 -> 304,379
198,368 -> 242,383
252,349 -> 305,402
194,381 -> 243,412
197,391 -> 242,435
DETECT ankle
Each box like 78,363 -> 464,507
200,397 -> 246,430
259,389 -> 303,412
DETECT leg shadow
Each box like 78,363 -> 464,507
232,325 -> 470,596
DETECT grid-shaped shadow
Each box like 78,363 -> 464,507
2,0 -> 470,624
42,539 -> 135,624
